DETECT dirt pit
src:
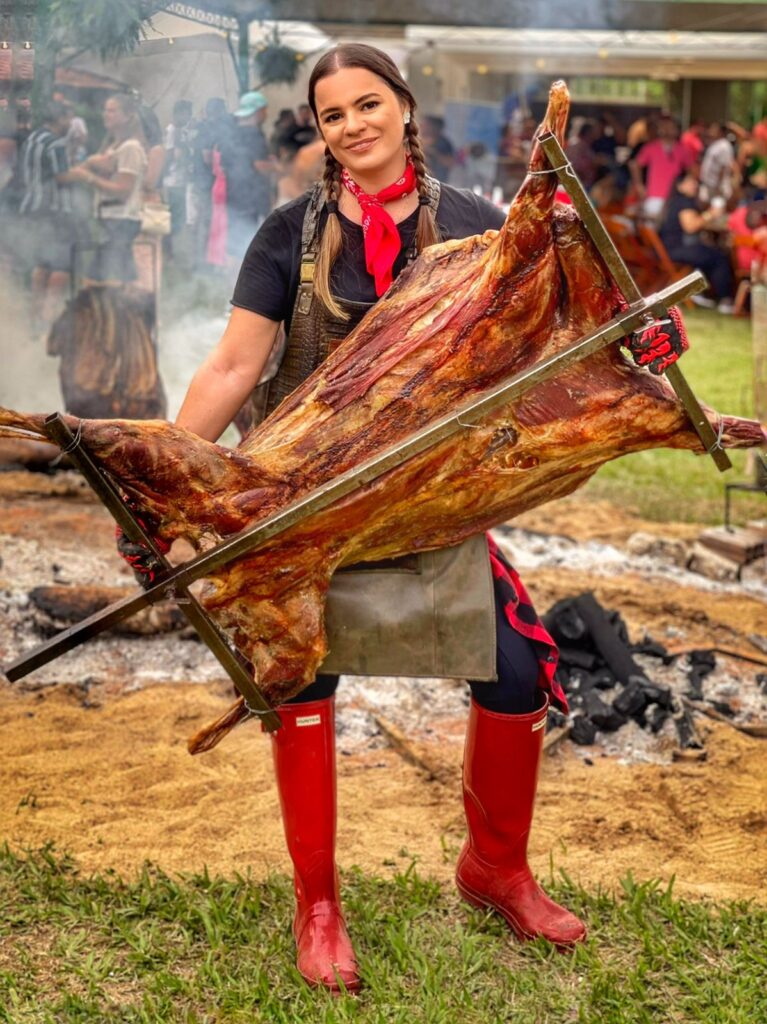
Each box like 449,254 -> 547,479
0,471 -> 765,903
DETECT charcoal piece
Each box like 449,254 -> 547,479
567,668 -> 596,695
583,690 -> 628,732
688,649 -> 716,679
570,715 -> 597,745
607,609 -> 630,646
674,706 -> 704,749
613,677 -> 649,720
710,700 -> 735,717
640,681 -> 673,710
543,598 -> 589,646
646,705 -> 671,733
558,647 -> 597,670
630,638 -> 670,660
547,708 -> 567,730
592,668 -> 617,690
757,673 -> 767,695
575,592 -> 644,685
686,674 -> 705,701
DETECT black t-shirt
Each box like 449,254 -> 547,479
231,183 -> 506,332
659,191 -> 699,251
219,124 -> 270,217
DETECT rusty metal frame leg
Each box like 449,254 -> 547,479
41,413 -> 282,732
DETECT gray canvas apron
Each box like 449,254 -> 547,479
250,181 -> 496,680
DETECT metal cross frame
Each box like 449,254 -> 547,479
4,147 -> 722,715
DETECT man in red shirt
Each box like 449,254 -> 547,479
630,115 -> 694,220
681,119 -> 705,162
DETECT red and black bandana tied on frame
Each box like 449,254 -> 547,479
340,158 -> 418,297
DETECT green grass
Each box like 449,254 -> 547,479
584,308 -> 765,524
0,845 -> 765,1023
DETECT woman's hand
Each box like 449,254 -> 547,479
626,307 -> 689,375
82,152 -> 117,175
115,526 -> 170,587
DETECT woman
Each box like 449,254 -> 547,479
70,93 -> 147,284
127,44 -> 586,992
658,170 -> 734,312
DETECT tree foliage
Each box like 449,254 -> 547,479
47,0 -> 165,62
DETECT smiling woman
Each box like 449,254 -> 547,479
120,42 -> 587,996
307,45 -> 441,315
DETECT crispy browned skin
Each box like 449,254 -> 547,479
1,82 -> 765,705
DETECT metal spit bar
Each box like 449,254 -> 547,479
39,414 -> 282,732
4,272 -> 705,686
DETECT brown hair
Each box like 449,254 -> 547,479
308,43 -> 440,318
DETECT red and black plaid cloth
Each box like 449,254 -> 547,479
486,533 -> 567,713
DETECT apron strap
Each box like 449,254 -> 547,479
295,182 -> 324,317
404,175 -> 441,264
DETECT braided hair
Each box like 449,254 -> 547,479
308,43 -> 442,319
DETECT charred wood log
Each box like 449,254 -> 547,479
28,584 -> 188,636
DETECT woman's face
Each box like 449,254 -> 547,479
103,98 -> 129,133
313,66 -> 408,181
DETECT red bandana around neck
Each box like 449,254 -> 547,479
340,159 -> 418,296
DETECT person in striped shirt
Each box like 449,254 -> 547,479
19,100 -> 81,332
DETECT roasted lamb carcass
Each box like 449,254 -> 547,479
1,82 -> 764,729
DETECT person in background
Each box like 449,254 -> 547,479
218,90 -> 276,265
699,122 -> 737,203
163,99 -> 193,255
421,114 -> 455,183
453,141 -> 497,197
496,116 -> 535,202
292,102 -> 317,149
658,169 -> 734,312
727,198 -> 767,275
276,135 -> 325,203
68,93 -> 147,285
592,112 -> 625,167
188,97 -> 233,271
680,119 -> 705,162
566,121 -> 601,191
18,99 -> 81,331
270,108 -> 299,160
134,104 -> 166,293
629,115 -> 693,221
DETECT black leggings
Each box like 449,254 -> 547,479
284,590 -> 541,715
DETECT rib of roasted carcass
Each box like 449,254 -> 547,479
2,82 -> 764,732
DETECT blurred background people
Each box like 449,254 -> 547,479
70,93 -> 147,285
218,90 -> 275,266
658,170 -> 734,311
699,122 -> 737,202
630,115 -> 693,220
18,99 -> 81,333
163,98 -> 193,256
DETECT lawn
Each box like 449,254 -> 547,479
584,308 -> 765,524
0,845 -> 765,1023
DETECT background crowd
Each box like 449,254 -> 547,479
1,85 -> 767,335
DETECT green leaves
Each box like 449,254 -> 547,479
46,0 -> 163,62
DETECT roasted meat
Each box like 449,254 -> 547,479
1,82 -> 765,722
47,285 -> 166,421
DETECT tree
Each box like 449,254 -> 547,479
32,0 -> 169,114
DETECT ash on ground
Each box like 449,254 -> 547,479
1,500 -> 765,767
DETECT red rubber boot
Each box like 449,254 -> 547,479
271,697 -> 360,992
456,697 -> 586,946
